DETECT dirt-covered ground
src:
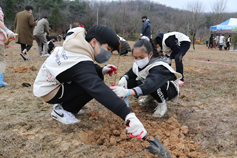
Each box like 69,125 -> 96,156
0,41 -> 236,158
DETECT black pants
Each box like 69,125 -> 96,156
219,45 -> 223,50
47,70 -> 104,114
127,79 -> 177,103
170,41 -> 190,81
21,44 -> 32,52
226,42 -> 230,50
209,42 -> 213,49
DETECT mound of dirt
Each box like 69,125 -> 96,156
81,104 -> 206,158
14,66 -> 37,73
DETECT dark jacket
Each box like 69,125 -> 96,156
142,19 -> 151,37
56,61 -> 132,120
124,58 -> 176,97
209,36 -> 213,44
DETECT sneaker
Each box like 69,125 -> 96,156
25,57 -> 30,61
77,109 -> 85,115
170,80 -> 179,103
20,52 -> 27,60
138,95 -> 154,106
43,53 -> 50,56
178,80 -> 184,86
152,102 -> 167,117
51,104 -> 80,124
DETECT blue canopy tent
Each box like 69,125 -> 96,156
210,18 -> 237,33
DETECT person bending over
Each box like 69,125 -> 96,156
111,36 -> 182,117
33,25 -> 147,140
155,32 -> 191,85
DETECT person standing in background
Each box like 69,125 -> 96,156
14,5 -> 38,61
219,34 -> 225,51
33,16 -> 50,57
215,34 -> 219,49
141,16 -> 151,38
226,35 -> 231,50
208,34 -> 213,49
0,5 -> 15,87
206,39 -> 209,47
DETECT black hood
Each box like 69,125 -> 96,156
155,32 -> 164,49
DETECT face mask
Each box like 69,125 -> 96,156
135,57 -> 149,69
142,20 -> 145,23
157,47 -> 161,52
94,43 -> 111,64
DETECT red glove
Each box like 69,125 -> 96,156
102,64 -> 117,77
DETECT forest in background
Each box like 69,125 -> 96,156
1,0 -> 237,42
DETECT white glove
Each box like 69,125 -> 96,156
125,113 -> 147,139
118,76 -> 127,88
102,64 -> 117,76
140,33 -> 143,37
5,28 -> 15,39
110,86 -> 129,98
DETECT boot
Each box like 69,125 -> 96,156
0,73 -> 8,87
152,101 -> 167,117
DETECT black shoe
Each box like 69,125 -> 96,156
20,52 -> 30,61
20,52 -> 27,60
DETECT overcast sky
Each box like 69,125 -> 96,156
152,0 -> 236,13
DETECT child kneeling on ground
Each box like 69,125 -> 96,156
111,36 -> 182,117
33,25 -> 147,140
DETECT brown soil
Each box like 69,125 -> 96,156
13,66 -> 37,73
0,41 -> 236,157
83,108 -> 206,158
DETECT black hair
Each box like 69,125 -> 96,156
42,16 -> 48,19
132,37 -> 161,58
85,25 -> 119,51
154,36 -> 163,51
25,5 -> 34,11
141,16 -> 147,19
150,39 -> 163,57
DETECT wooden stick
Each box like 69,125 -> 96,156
114,29 -> 125,85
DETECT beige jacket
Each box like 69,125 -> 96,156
34,28 -> 95,101
63,29 -> 95,60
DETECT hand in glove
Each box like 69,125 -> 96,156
118,76 -> 127,88
102,64 -> 117,76
110,86 -> 129,98
125,113 -> 147,139
5,28 -> 15,39
140,33 -> 143,37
